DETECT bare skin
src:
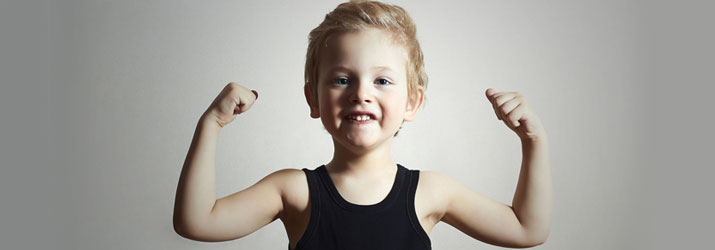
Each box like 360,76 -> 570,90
173,28 -> 552,249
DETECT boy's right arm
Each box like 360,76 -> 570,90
173,83 -> 283,241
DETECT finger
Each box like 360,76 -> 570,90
499,96 -> 522,117
232,96 -> 243,115
493,93 -> 515,121
232,95 -> 247,115
238,92 -> 257,113
489,94 -> 502,120
485,88 -> 496,102
487,88 -> 504,106
238,104 -> 243,115
493,92 -> 516,107
505,103 -> 527,127
486,88 -> 503,120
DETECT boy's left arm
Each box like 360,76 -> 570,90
439,88 -> 552,247
487,88 -> 553,244
486,88 -> 553,242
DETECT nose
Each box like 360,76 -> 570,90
349,80 -> 373,104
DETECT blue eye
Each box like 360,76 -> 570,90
336,78 -> 348,85
376,79 -> 390,85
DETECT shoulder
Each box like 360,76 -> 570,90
417,170 -> 462,190
414,170 -> 464,219
416,170 -> 464,197
263,168 -> 309,193
263,168 -> 311,209
266,168 -> 307,181
416,170 -> 480,203
418,170 -> 480,202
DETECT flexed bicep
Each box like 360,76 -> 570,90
178,169 -> 288,242
439,174 -> 542,248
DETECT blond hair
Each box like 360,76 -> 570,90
304,0 -> 427,102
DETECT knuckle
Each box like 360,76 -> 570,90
228,82 -> 241,89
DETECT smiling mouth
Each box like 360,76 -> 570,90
343,113 -> 377,125
346,114 -> 373,121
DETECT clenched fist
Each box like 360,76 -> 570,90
203,82 -> 258,128
485,88 -> 546,141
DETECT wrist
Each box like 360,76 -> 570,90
521,132 -> 548,145
199,112 -> 223,132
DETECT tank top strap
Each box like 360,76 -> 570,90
294,168 -> 321,250
406,168 -> 432,248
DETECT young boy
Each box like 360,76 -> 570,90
173,1 -> 552,249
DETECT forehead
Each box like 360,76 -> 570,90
319,28 -> 408,74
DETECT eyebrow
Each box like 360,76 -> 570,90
327,65 -> 395,73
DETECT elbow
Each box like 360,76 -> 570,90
173,215 -> 200,240
508,224 -> 550,248
172,216 -> 240,242
173,221 -> 206,241
528,237 -> 547,247
521,230 -> 549,248
510,237 -> 547,248
173,208 -> 207,240
173,218 -> 192,239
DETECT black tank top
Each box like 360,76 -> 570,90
291,164 -> 432,250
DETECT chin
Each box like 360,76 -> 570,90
337,134 -> 391,153
340,143 -> 378,155
342,137 -> 376,149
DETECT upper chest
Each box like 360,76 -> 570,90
280,169 -> 449,234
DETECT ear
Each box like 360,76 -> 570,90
304,83 -> 320,118
403,86 -> 424,121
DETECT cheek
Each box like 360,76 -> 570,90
318,89 -> 341,114
383,93 -> 408,120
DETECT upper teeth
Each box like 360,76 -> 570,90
349,115 -> 371,121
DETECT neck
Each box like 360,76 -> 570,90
326,137 -> 396,177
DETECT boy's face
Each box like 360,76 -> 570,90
305,28 -> 423,152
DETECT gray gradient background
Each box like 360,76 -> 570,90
1,0 -> 713,249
